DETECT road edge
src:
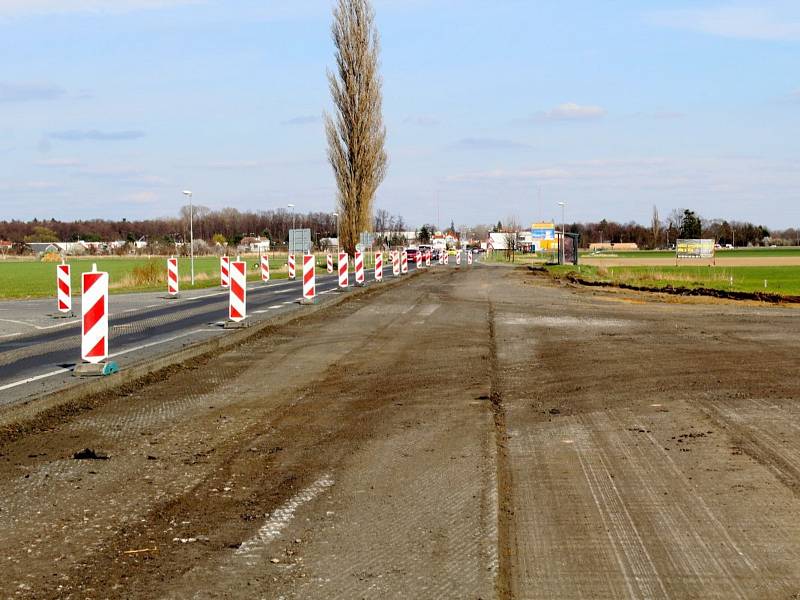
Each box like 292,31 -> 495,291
0,272 -> 422,443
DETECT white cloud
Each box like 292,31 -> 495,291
649,3 -> 800,41
540,103 -> 607,121
451,137 -> 530,151
514,103 -> 607,125
0,81 -> 65,102
0,0 -> 201,18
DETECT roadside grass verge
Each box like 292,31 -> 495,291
0,255 -> 338,299
545,264 -> 800,297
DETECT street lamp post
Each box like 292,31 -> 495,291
182,190 -> 195,286
558,201 -> 566,265
287,203 -> 295,254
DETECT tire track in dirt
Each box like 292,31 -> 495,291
487,294 -> 516,600
700,399 -> 800,498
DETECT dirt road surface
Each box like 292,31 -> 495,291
1,266 -> 799,599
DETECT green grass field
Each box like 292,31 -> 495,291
0,255 -> 337,299
583,247 -> 800,259
547,264 -> 800,296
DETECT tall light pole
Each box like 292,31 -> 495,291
558,201 -> 566,265
182,190 -> 195,285
287,203 -> 295,253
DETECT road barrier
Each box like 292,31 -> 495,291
168,257 -> 179,296
439,252 -> 444,265
220,256 -> 230,289
288,254 -> 296,280
228,258 -> 247,323
355,251 -> 365,285
338,252 -> 349,288
467,251 -> 473,265
57,263 -> 71,314
445,253 -> 450,265
401,250 -> 409,274
456,251 -> 461,266
261,255 -> 270,282
392,251 -> 400,277
303,254 -> 315,303
375,252 -> 383,282
327,253 -> 334,273
416,251 -> 423,269
74,264 -> 119,377
426,251 -> 431,267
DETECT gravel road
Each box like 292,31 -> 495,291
1,265 -> 799,599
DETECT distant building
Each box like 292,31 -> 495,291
239,237 -> 270,253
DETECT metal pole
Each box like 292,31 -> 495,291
183,190 -> 195,286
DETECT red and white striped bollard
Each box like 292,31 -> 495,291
401,250 -> 408,274
288,254 -> 296,280
220,256 -> 230,289
303,254 -> 315,303
57,262 -> 71,314
228,258 -> 247,323
355,251 -> 365,284
327,252 -> 333,273
456,251 -> 462,266
167,257 -> 179,296
338,252 -> 349,288
81,265 -> 108,364
392,251 -> 400,277
375,252 -> 383,282
467,251 -> 473,265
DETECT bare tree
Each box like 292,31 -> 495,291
325,0 -> 388,255
504,217 -> 520,262
651,205 -> 661,249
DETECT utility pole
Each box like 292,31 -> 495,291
182,190 -> 194,286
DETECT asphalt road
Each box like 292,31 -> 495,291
0,262 -> 436,405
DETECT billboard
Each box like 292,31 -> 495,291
531,223 -> 556,241
531,223 -> 557,252
676,239 -> 715,259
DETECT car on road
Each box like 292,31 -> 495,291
406,248 -> 420,262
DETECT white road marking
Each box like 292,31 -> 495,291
0,332 -> 22,339
235,475 -> 334,564
0,318 -> 78,331
0,368 -> 70,392
0,329 -> 211,393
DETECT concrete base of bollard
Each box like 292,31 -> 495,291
299,298 -> 316,305
73,361 -> 120,377
161,294 -> 180,300
49,312 -> 75,319
223,320 -> 250,329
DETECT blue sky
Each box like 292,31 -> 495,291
0,0 -> 798,229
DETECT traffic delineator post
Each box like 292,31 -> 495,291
456,250 -> 462,266
52,261 -> 74,318
224,257 -> 248,329
220,256 -> 230,289
355,251 -> 365,285
167,257 -> 179,298
74,264 -> 118,377
375,252 -> 383,282
392,251 -> 400,277
327,253 -> 333,273
338,252 -> 349,289
426,251 -> 431,267
288,254 -> 296,280
261,255 -> 270,282
467,251 -> 473,265
416,251 -> 423,270
401,249 -> 409,274
302,254 -> 316,304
